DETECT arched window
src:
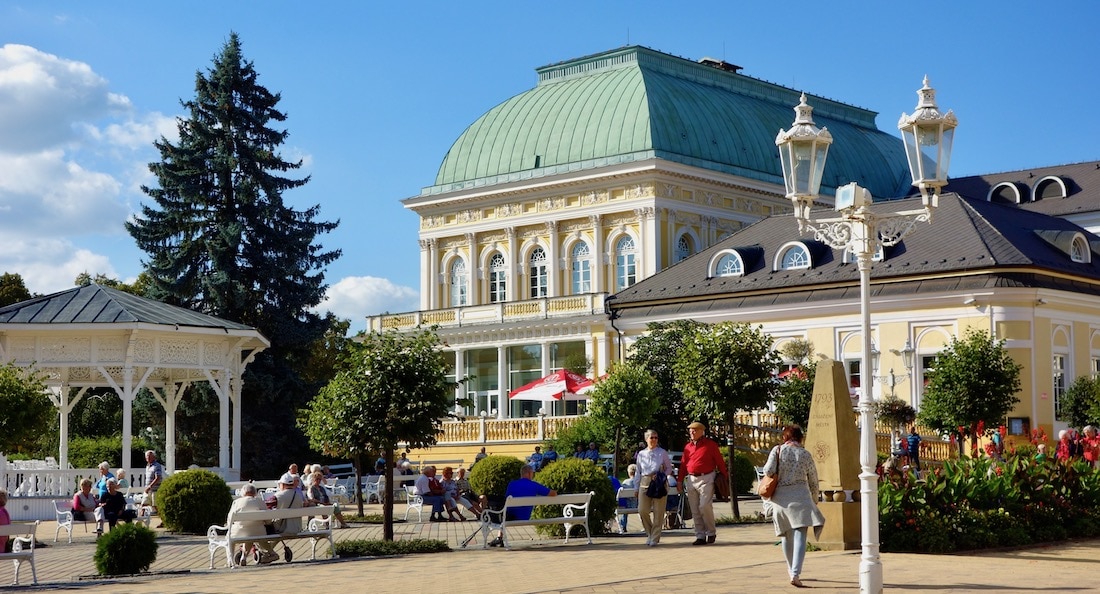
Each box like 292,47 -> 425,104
529,247 -> 548,298
675,234 -> 693,263
1072,235 -> 1091,263
713,252 -> 743,277
778,243 -> 811,270
615,236 -> 637,290
449,259 -> 467,307
571,242 -> 591,294
488,253 -> 507,303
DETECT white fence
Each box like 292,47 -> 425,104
0,454 -> 232,521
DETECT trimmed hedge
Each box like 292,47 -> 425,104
94,522 -> 158,575
157,469 -> 233,534
335,538 -> 449,557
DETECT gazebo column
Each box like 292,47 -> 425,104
231,372 -> 242,476
203,368 -> 232,473
150,381 -> 187,473
119,367 -> 136,471
49,383 -> 88,471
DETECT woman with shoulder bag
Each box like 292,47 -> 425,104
635,428 -> 674,547
762,425 -> 825,588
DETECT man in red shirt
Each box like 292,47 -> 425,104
677,421 -> 727,545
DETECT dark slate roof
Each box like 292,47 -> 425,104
0,284 -> 256,330
609,193 -> 1100,312
945,160 -> 1100,218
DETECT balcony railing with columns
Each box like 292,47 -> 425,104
367,293 -> 609,332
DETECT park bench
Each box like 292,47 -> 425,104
496,491 -> 594,550
53,500 -> 99,543
206,504 -> 337,569
0,521 -> 39,585
614,486 -> 638,533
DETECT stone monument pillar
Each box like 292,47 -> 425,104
805,359 -> 862,550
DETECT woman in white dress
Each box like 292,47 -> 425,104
762,425 -> 825,588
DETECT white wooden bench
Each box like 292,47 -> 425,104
614,486 -> 638,533
0,521 -> 39,585
206,504 -> 337,569
498,492 -> 594,550
53,500 -> 97,543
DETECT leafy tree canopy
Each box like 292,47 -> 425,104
587,362 -> 660,474
1060,375 -> 1100,429
0,362 -> 53,455
0,272 -> 32,307
917,329 -> 1022,457
628,320 -> 704,451
674,322 -> 780,517
299,328 -> 455,539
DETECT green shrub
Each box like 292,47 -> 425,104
93,522 -> 158,575
335,538 -> 449,557
724,452 -> 757,494
546,416 -> 608,459
530,457 -> 616,537
468,455 -> 526,503
157,469 -> 232,534
67,436 -> 153,469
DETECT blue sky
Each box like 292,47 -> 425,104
1,1 -> 1097,333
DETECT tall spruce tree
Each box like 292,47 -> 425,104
126,33 -> 340,475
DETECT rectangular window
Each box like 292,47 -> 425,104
529,264 -> 547,299
1054,354 -> 1067,421
1007,417 -> 1030,436
508,344 -> 542,419
465,348 -> 499,415
572,260 -> 591,294
1092,357 -> 1100,379
550,341 -> 587,416
845,358 -> 861,403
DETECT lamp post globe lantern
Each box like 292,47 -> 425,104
777,78 -> 956,594
899,76 -> 958,209
775,93 -> 833,225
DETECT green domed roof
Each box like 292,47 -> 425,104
426,46 -> 912,200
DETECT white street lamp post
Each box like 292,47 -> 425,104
776,79 -> 956,594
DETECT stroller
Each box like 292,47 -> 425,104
665,490 -> 687,530
233,492 -> 294,566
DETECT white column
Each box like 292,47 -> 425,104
635,207 -> 657,278
419,238 -> 432,310
856,230 -> 883,594
506,227 -> 518,301
232,374 -> 243,477
665,209 -> 677,272
454,348 -> 466,411
219,370 -> 231,471
546,222 -> 560,297
595,333 -> 610,376
120,367 -> 135,470
497,345 -> 507,418
423,238 -> 438,309
590,215 -> 604,292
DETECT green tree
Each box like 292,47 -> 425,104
774,362 -> 816,428
299,328 -> 455,540
74,272 -> 147,295
674,322 -> 780,517
628,320 -> 704,452
126,33 -> 340,475
918,329 -> 1022,458
1060,375 -> 1100,429
586,363 -> 660,475
0,272 -> 32,307
873,395 -> 917,435
0,362 -> 53,455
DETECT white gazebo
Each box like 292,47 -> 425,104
0,284 -> 269,478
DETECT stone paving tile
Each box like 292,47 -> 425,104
8,499 -> 1100,593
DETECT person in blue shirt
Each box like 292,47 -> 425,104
488,465 -> 556,546
542,444 -> 558,466
529,446 -> 544,471
93,462 -> 114,499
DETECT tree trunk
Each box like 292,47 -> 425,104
727,414 -> 740,518
354,453 -> 364,517
612,426 -> 621,477
383,445 -> 395,541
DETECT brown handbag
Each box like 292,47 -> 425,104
757,446 -> 781,499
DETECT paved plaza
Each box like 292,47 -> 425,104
4,499 -> 1097,593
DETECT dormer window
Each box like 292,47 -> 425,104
1071,234 -> 1091,263
1033,176 -> 1068,201
710,250 -> 745,277
776,242 -> 811,271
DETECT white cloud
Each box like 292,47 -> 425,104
0,44 -> 129,152
317,276 -> 419,325
0,44 -> 172,290
0,238 -> 117,295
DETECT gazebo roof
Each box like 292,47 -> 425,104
0,284 -> 256,331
